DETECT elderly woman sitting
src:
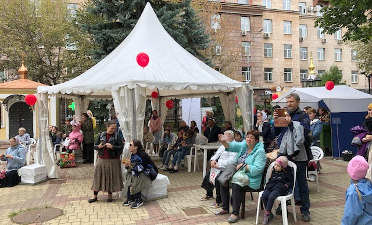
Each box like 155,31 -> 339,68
15,127 -> 31,146
0,137 -> 26,187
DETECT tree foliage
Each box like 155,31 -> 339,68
79,0 -> 210,63
350,41 -> 372,73
0,0 -> 93,85
318,66 -> 346,86
315,0 -> 372,43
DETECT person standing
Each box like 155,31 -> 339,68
149,110 -> 162,156
255,111 -> 273,152
88,121 -> 123,203
81,113 -> 94,164
204,118 -> 222,143
274,93 -> 311,222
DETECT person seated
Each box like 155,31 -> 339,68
123,140 -> 158,209
0,137 -> 26,188
61,117 -> 73,140
159,130 -> 184,170
178,120 -> 189,132
168,129 -> 196,173
204,118 -> 222,143
159,127 -> 176,158
51,126 -> 62,151
67,121 -> 83,153
261,156 -> 293,224
142,125 -> 154,148
201,130 -> 237,209
190,120 -> 200,133
15,127 -> 31,146
234,131 -> 243,142
318,107 -> 330,123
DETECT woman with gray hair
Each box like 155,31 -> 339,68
15,127 -> 31,146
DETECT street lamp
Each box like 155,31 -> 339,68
244,28 -> 263,82
361,72 -> 372,94
301,52 -> 321,87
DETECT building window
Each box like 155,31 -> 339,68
264,68 -> 273,81
317,27 -> 324,39
238,0 -> 248,4
67,3 -> 78,18
263,0 -> 271,8
215,45 -> 222,55
351,49 -> 357,61
300,47 -> 308,60
211,14 -> 221,31
284,68 -> 292,82
335,48 -> 342,61
263,19 -> 272,34
299,2 -> 306,15
242,67 -> 251,81
317,48 -> 325,60
241,17 -> 250,32
334,29 -> 342,40
318,70 -> 325,76
264,43 -> 273,58
351,70 -> 358,83
242,42 -> 251,56
299,24 -> 307,38
300,70 -> 308,80
316,5 -> 323,17
283,21 -> 292,34
284,44 -> 292,58
283,0 -> 291,10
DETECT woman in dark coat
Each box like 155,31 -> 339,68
81,113 -> 95,164
255,111 -> 273,152
88,120 -> 123,203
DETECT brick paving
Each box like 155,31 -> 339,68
0,157 -> 348,225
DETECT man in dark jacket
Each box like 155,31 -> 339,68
204,118 -> 222,143
81,113 -> 95,164
274,93 -> 311,222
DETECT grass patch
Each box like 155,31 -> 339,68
8,205 -> 51,219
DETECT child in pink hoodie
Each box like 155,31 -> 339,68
68,121 -> 83,152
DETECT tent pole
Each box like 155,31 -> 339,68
132,88 -> 137,140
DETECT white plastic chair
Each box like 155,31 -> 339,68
145,142 -> 154,155
307,146 -> 324,192
26,138 -> 37,165
184,147 -> 200,172
256,161 -> 297,225
53,144 -> 61,161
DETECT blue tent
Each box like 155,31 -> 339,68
272,85 -> 372,157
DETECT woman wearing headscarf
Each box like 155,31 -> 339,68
67,121 -> 83,152
0,137 -> 26,187
15,127 -> 31,146
255,111 -> 273,153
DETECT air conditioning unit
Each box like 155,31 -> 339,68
337,40 -> 343,44
299,37 -> 304,42
308,6 -> 313,13
241,30 -> 247,36
264,90 -> 272,95
263,33 -> 270,39
322,38 -> 327,43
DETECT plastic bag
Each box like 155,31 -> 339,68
231,165 -> 249,187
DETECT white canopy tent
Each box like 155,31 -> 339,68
36,3 -> 253,178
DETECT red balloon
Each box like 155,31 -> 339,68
235,96 -> 238,104
166,100 -> 174,109
272,94 -> 278,100
325,81 -> 335,90
25,94 -> 37,106
151,91 -> 158,98
136,52 -> 149,68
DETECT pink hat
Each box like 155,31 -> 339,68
347,156 -> 369,180
276,156 -> 288,169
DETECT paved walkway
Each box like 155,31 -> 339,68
0,157 -> 348,225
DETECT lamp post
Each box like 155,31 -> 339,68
245,27 -> 263,82
301,52 -> 321,87
361,72 -> 372,94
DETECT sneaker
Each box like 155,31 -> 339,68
122,199 -> 135,206
210,202 -> 221,208
200,195 -> 213,201
263,214 -> 269,224
302,214 -> 310,222
131,200 -> 144,209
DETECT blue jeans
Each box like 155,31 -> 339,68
295,161 -> 311,216
162,150 -> 176,166
171,147 -> 190,166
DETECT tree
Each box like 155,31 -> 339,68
79,0 -> 210,63
315,0 -> 372,43
0,0 -> 93,85
350,41 -> 372,73
318,66 -> 346,86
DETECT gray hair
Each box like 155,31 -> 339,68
18,127 -> 26,132
286,93 -> 300,102
224,130 -> 234,139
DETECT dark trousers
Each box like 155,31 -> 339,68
262,189 -> 281,211
0,170 -> 20,188
220,183 -> 257,215
295,161 -> 311,216
83,143 -> 94,163
201,171 -> 222,204
127,187 -> 142,201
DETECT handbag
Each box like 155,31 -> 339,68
217,163 -> 237,188
231,164 -> 249,187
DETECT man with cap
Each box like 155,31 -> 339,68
342,155 -> 372,225
61,117 -> 73,139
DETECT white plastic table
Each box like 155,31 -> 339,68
193,142 -> 222,178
